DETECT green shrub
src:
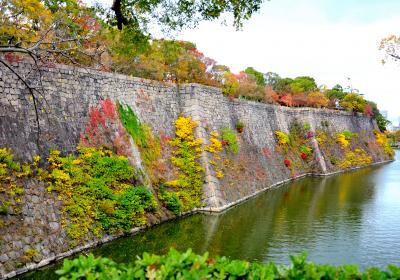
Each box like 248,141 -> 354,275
160,191 -> 182,215
321,120 -> 330,127
221,128 -> 239,154
235,121 -> 245,133
299,145 -> 313,156
117,102 -> 162,182
43,147 -> 157,240
342,130 -> 357,140
57,249 -> 400,280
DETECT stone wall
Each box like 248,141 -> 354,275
0,63 -> 387,278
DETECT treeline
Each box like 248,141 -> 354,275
0,0 -> 390,131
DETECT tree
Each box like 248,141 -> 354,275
236,71 -> 266,101
221,71 -> 240,97
289,76 -> 317,94
109,0 -> 265,31
265,72 -> 281,89
0,0 -> 106,146
244,67 -> 266,86
325,84 -> 347,101
0,0 -> 106,67
340,93 -> 366,113
274,77 -> 293,93
307,91 -> 329,108
115,39 -> 218,85
367,102 -> 391,132
380,35 -> 400,64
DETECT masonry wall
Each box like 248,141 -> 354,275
0,63 -> 386,278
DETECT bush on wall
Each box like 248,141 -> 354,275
42,147 -> 157,240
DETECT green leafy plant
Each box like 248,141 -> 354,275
321,120 -> 330,128
117,103 -> 163,182
57,249 -> 400,280
0,148 -> 38,219
42,147 -> 157,240
303,122 -> 311,131
235,121 -> 245,133
221,128 -> 239,154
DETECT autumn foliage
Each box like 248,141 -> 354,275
80,99 -> 132,157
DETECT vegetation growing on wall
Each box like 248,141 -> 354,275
117,103 -> 165,183
56,249 -> 400,279
80,99 -> 132,157
375,131 -> 395,158
167,116 -> 204,211
220,128 -> 239,154
205,131 -> 224,179
274,120 -> 315,174
0,149 -> 38,218
316,126 -> 395,170
336,131 -> 357,149
42,147 -> 156,240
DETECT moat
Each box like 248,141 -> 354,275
18,150 -> 400,279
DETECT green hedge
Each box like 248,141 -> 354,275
56,249 -> 400,279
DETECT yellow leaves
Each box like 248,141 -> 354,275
174,116 -> 198,140
275,131 -> 290,146
215,170 -> 224,179
33,155 -> 41,164
375,131 -> 394,158
205,132 -> 223,154
336,133 -> 349,149
0,0 -> 53,45
72,159 -> 81,165
307,91 -> 329,108
338,149 -> 372,169
316,131 -> 327,146
205,131 -> 225,180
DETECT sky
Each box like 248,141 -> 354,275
89,0 -> 400,125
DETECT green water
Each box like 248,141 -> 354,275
18,151 -> 400,279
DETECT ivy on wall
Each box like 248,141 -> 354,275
42,147 -> 157,240
274,121 -> 315,175
166,116 -> 204,211
0,149 -> 38,220
117,103 -> 164,183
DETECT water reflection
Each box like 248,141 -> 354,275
18,151 -> 400,279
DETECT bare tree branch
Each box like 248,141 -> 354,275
0,57 -> 41,148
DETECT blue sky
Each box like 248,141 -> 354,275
319,0 -> 400,23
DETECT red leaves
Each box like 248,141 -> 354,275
300,152 -> 308,160
80,99 -> 132,157
364,104 -> 374,117
89,107 -> 105,128
280,95 -> 293,107
4,53 -> 24,64
284,159 -> 292,167
101,99 -> 117,119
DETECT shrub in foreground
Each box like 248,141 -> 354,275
56,249 -> 400,279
